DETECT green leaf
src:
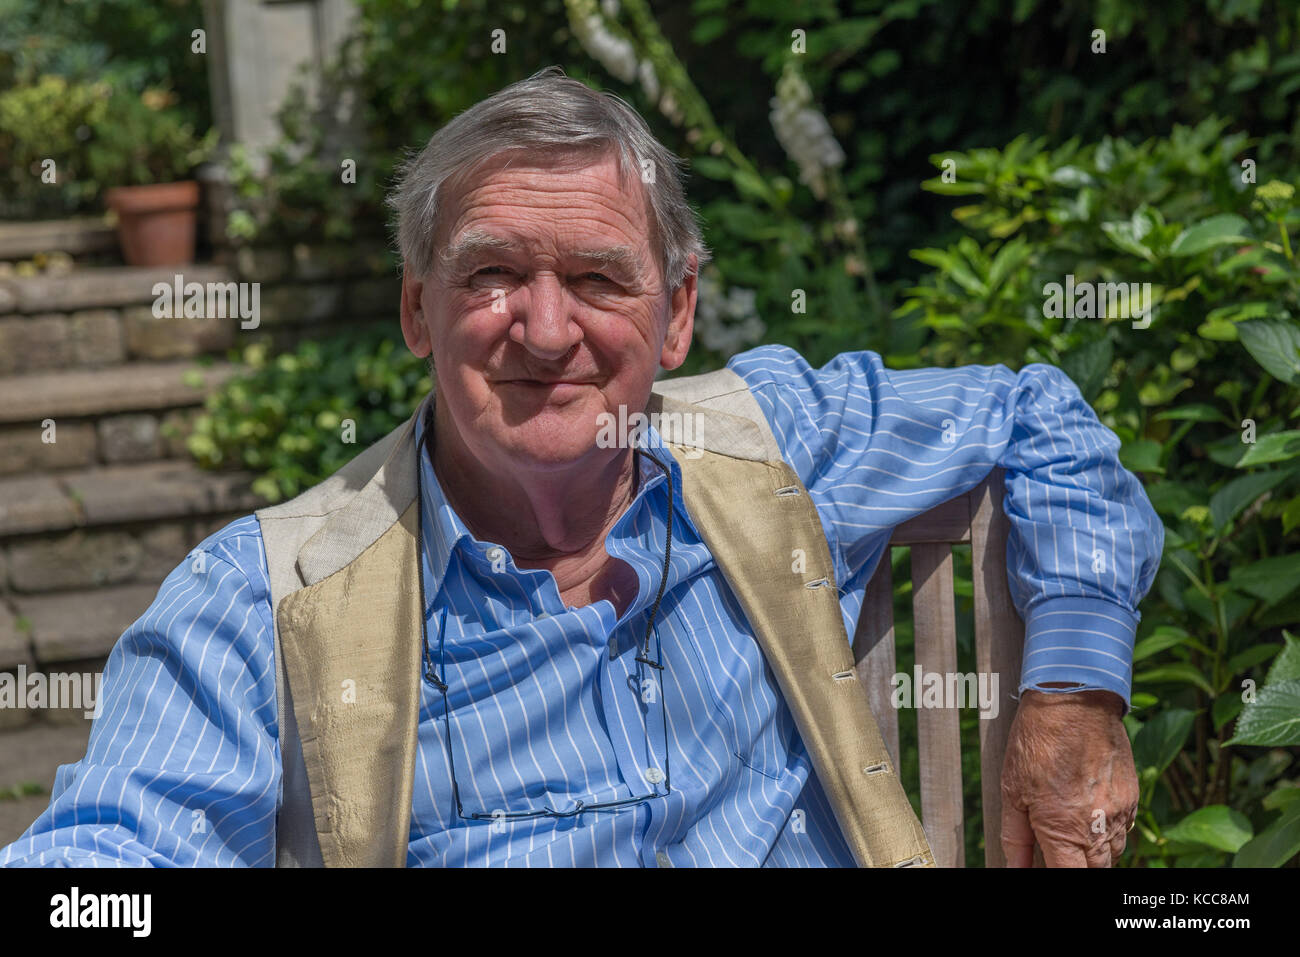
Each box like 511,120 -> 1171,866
1235,431 -> 1300,467
1229,553 -> 1300,606
1215,246 -> 1274,275
1133,626 -> 1191,662
1173,850 -> 1228,867
689,15 -> 729,44
1205,301 -> 1273,324
1059,337 -> 1112,403
1209,469 -> 1292,530
1049,166 -> 1095,188
1263,785 -> 1300,812
1133,662 -> 1215,695
1283,496 -> 1300,534
1119,438 -> 1163,474
1133,708 -> 1196,774
1168,214 -> 1251,256
1227,679 -> 1300,746
689,156 -> 733,181
730,168 -> 771,203
1100,218 -> 1154,261
1163,805 -> 1253,853
921,177 -> 986,197
1146,481 -> 1204,519
1154,403 -> 1230,424
1233,805 -> 1300,867
1198,319 -> 1240,341
985,237 -> 1032,293
911,248 -> 986,295
1266,630 -> 1300,683
1226,644 -> 1281,676
1238,319 -> 1300,385
1213,694 -> 1245,730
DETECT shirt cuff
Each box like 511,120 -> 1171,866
1018,596 -> 1138,714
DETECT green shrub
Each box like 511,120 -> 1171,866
899,118 -> 1300,866
186,332 -> 431,503
0,0 -> 210,128
0,75 -> 109,217
86,87 -> 217,189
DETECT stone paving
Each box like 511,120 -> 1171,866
0,720 -> 93,848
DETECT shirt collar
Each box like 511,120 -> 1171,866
414,398 -> 697,605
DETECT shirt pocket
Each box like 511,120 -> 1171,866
667,589 -> 794,782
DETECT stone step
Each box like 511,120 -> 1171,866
0,360 -> 236,424
0,264 -> 233,314
0,218 -> 117,261
12,583 -> 164,664
0,460 -> 259,537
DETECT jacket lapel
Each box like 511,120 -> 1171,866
666,444 -> 935,867
276,501 -> 424,867
275,397 -> 428,867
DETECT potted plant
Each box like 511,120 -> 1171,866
87,87 -> 217,267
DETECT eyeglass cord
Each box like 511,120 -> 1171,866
414,406 -> 676,819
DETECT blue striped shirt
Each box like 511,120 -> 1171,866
0,344 -> 1163,867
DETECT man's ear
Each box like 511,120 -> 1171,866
660,255 -> 697,372
400,266 -> 432,358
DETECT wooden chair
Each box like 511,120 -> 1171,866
852,466 -> 1026,867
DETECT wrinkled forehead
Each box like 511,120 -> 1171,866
433,146 -> 660,269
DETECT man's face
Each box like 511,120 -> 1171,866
400,150 -> 695,475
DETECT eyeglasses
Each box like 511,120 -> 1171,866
415,415 -> 677,824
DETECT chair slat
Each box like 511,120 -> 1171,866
969,467 -> 1026,868
891,496 -> 973,546
911,542 -> 965,868
853,554 -> 900,770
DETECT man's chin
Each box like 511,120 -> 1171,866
487,417 -> 611,470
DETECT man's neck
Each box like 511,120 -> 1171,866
426,398 -> 640,567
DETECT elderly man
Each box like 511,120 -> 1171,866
1,67 -> 1160,868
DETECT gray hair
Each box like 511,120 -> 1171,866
387,65 -> 711,291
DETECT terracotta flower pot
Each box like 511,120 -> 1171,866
104,180 -> 200,267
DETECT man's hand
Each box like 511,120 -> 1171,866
1001,687 -> 1139,867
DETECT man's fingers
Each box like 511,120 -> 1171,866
1109,829 -> 1127,864
1040,839 -> 1089,868
1084,839 -> 1113,868
1108,815 -> 1132,864
1001,802 -> 1036,868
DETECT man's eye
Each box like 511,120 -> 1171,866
474,266 -> 508,276
583,272 -> 613,283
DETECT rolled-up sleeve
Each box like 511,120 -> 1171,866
0,523 -> 280,867
729,344 -> 1164,713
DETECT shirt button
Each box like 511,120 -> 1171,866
537,610 -> 549,619
644,767 -> 664,784
655,850 -> 672,868
485,546 -> 504,563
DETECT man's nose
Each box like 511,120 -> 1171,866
510,275 -> 581,360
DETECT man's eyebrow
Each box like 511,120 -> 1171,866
437,229 -> 520,274
570,244 -> 644,281
438,229 -> 646,284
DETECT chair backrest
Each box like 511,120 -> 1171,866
852,466 -> 1025,867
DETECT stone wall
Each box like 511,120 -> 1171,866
0,218 -> 398,748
